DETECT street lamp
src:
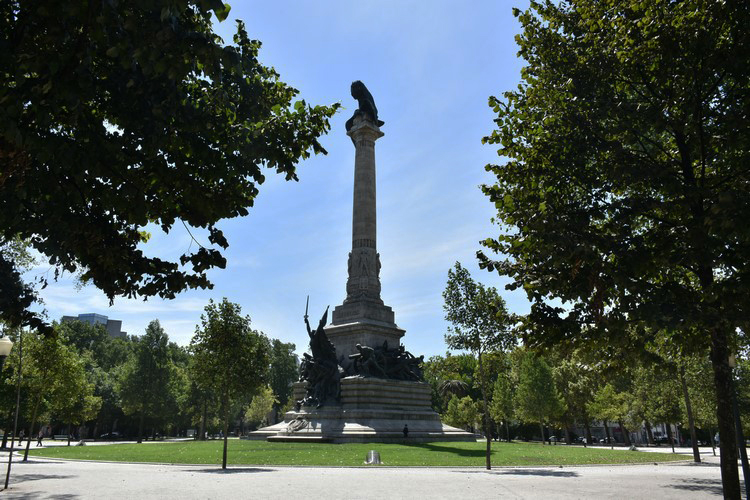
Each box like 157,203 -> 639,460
0,336 -> 13,372
3,331 -> 20,491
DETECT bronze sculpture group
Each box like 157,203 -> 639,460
297,306 -> 340,408
297,306 -> 424,409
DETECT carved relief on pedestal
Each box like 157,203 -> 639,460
346,248 -> 381,300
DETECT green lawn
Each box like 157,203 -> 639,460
29,440 -> 689,466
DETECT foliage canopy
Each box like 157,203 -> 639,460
480,0 -> 749,492
0,0 -> 339,332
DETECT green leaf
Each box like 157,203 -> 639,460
213,3 -> 231,22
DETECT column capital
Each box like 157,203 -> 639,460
346,115 -> 384,143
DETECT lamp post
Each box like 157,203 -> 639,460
0,336 -> 13,371
728,355 -> 750,500
4,331 -> 20,490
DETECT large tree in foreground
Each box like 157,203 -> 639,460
190,298 -> 270,469
480,1 -> 749,495
0,0 -> 338,332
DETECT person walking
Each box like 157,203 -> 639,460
402,425 -> 409,438
17,429 -> 24,446
36,429 -> 44,447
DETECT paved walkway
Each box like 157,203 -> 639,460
0,446 -> 736,499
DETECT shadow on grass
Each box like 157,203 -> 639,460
184,467 -> 275,474
460,468 -> 579,478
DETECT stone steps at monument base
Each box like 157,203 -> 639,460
340,386 -> 431,398
247,405 -> 476,443
342,398 -> 431,412
267,423 -> 476,444
265,436 -> 333,443
282,408 -> 442,422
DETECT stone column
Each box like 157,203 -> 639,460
345,114 -> 384,304
330,113 -> 399,334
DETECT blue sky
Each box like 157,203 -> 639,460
33,0 -> 532,358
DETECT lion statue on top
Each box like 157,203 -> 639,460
345,80 -> 385,132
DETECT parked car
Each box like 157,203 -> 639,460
99,432 -> 122,440
599,437 -> 615,444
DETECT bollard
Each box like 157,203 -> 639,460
365,450 -> 381,465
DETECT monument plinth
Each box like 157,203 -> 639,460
249,81 -> 473,443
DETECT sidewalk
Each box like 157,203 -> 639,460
0,449 -> 733,499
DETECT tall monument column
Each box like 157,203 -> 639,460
345,116 -> 383,303
328,81 -> 404,357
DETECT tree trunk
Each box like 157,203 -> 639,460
23,393 -> 42,461
709,325 -> 741,499
222,394 -> 229,470
539,420 -> 545,446
731,374 -> 750,500
666,423 -> 675,453
504,420 -> 510,442
645,420 -> 655,446
137,412 -> 144,444
619,421 -> 631,447
584,420 -> 592,447
563,421 -> 571,445
603,420 -> 611,447
67,424 -> 71,446
199,400 -> 207,441
1,415 -> 9,449
477,349 -> 492,470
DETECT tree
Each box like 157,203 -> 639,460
479,1 -> 750,495
624,358 -> 684,453
422,353 -> 477,413
0,0 -> 339,332
439,380 -> 470,400
48,348 -> 102,445
443,395 -> 480,432
489,372 -> 514,442
182,360 -> 219,441
58,320 -> 109,362
514,351 -> 564,445
0,239 -> 44,332
190,298 -> 270,469
587,384 -> 631,449
268,340 -> 298,418
685,356 -> 718,453
443,262 -> 515,469
117,320 -> 175,443
245,386 -> 276,431
18,331 -> 79,459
